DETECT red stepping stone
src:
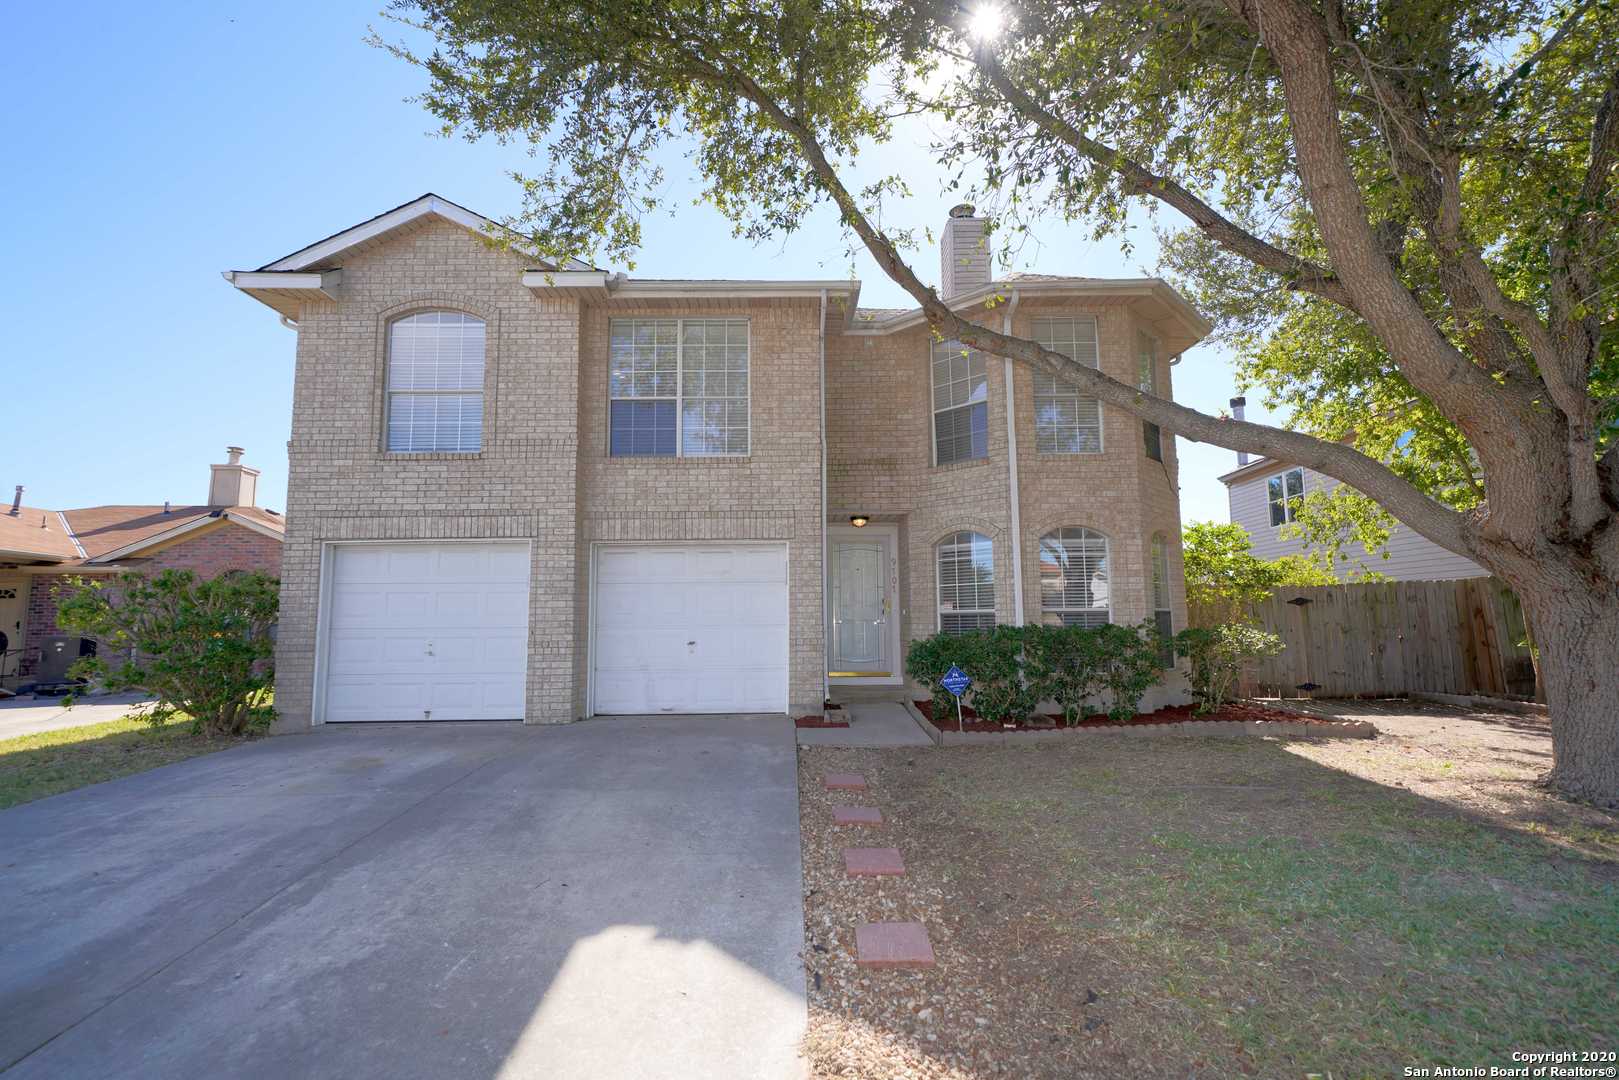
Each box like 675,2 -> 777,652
843,847 -> 905,876
831,805 -> 883,827
823,772 -> 868,791
855,921 -> 935,968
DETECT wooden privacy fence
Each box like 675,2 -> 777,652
1190,578 -> 1538,700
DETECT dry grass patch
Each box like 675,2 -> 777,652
798,709 -> 1619,1078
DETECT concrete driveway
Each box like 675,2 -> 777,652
0,716 -> 807,1079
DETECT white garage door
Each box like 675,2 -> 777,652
322,542 -> 530,722
593,544 -> 788,715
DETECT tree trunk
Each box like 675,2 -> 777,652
1517,577 -> 1619,808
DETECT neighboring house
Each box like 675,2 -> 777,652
225,194 -> 1210,726
1218,397 -> 1488,580
0,449 -> 285,688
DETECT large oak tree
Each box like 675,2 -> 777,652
383,0 -> 1619,804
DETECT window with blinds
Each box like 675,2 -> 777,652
1032,317 -> 1102,454
936,531 -> 995,634
609,318 -> 749,456
931,341 -> 988,464
1151,532 -> 1174,665
386,312 -> 486,453
1039,527 -> 1111,627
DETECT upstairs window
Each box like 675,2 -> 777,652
1268,467 -> 1305,526
609,318 -> 750,457
936,531 -> 996,634
386,312 -> 485,453
1137,331 -> 1163,462
1151,532 -> 1174,666
1039,527 -> 1110,628
931,341 -> 988,464
1032,317 -> 1102,454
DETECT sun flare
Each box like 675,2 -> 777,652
966,3 -> 1005,40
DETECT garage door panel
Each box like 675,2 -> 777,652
593,544 -> 787,715
323,543 -> 530,722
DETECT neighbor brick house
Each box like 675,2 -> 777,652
225,194 -> 1208,727
0,450 -> 285,688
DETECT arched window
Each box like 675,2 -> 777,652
1039,527 -> 1110,627
936,531 -> 995,634
386,311 -> 486,452
1151,532 -> 1174,665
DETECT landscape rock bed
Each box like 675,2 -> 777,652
910,699 -> 1376,744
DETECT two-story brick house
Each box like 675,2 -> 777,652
226,195 -> 1208,727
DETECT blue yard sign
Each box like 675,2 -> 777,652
940,664 -> 971,698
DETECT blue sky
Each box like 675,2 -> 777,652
4,1 -> 1278,523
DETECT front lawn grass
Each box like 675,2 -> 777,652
800,731 -> 1619,1078
0,717 -> 253,809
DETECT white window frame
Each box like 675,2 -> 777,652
935,530 -> 996,635
1031,316 -> 1103,455
1150,532 -> 1174,665
1038,526 -> 1112,628
1137,329 -> 1164,462
1268,467 -> 1306,527
385,311 -> 486,454
930,340 -> 989,466
608,317 -> 752,457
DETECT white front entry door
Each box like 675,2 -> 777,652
828,526 -> 899,682
592,543 -> 789,715
321,542 -> 531,722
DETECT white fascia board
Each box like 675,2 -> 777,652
222,269 -> 343,298
612,279 -> 859,299
222,512 -> 287,542
520,270 -> 613,290
1216,457 -> 1286,485
843,278 -> 1213,340
0,548 -> 70,563
262,195 -> 476,271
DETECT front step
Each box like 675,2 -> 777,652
828,685 -> 910,706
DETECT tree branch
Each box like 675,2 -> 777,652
1489,0 -> 1597,104
966,48 -> 1357,310
673,50 -> 1477,561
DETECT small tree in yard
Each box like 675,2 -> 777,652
55,570 -> 278,736
388,0 -> 1619,803
1182,522 -> 1338,623
1174,625 -> 1286,714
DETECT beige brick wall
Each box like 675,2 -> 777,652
275,219 -> 582,729
274,215 -> 1187,726
827,296 -> 1190,706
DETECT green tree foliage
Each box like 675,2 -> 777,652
384,0 -> 1619,800
1182,522 -> 1338,620
1173,624 -> 1286,713
54,570 -> 278,736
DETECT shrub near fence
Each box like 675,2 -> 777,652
1190,577 -> 1538,700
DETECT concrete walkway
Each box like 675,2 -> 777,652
0,716 -> 807,1079
0,692 -> 154,740
796,702 -> 933,748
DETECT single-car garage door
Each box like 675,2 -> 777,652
593,544 -> 788,715
322,542 -> 530,722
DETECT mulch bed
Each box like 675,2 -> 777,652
913,698 -> 1327,733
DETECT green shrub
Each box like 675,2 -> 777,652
1024,623 -> 1108,725
964,624 -> 1040,724
905,630 -> 964,717
1173,623 -> 1285,713
55,569 -> 279,736
1093,621 -> 1165,722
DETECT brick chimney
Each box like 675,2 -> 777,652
941,203 -> 992,299
208,446 -> 259,508
1230,397 -> 1249,466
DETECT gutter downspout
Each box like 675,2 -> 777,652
819,288 -> 830,708
1002,290 -> 1024,625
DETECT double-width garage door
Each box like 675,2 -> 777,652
593,544 -> 788,715
322,543 -> 530,722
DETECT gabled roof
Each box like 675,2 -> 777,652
225,194 -> 596,319
0,504 -> 284,567
0,507 -> 82,562
64,505 -> 284,563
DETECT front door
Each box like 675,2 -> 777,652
0,578 -> 24,680
828,526 -> 899,683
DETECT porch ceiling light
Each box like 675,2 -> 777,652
850,514 -> 870,528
